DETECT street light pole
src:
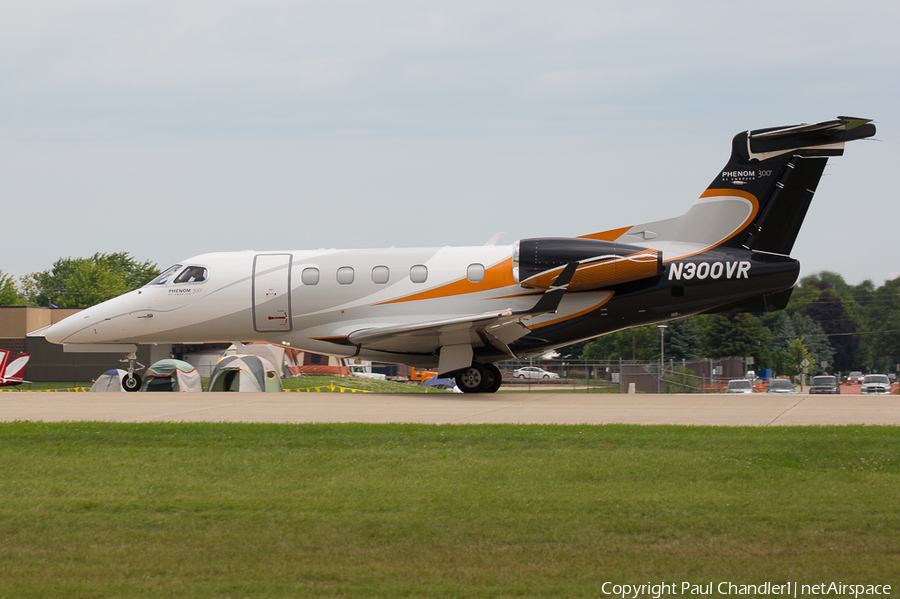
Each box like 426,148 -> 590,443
657,324 -> 668,393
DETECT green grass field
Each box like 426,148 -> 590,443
1,423 -> 898,598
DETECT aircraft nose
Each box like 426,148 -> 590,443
43,313 -> 89,344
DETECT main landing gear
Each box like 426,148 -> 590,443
454,363 -> 503,394
120,352 -> 145,392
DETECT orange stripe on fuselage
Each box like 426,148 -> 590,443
699,187 -> 759,205
376,257 -> 517,305
577,190 -> 759,261
656,188 -> 760,262
577,225 -> 632,241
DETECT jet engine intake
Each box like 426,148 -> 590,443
514,237 -> 662,291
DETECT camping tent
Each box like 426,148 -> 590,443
421,376 -> 462,393
140,359 -> 202,392
223,342 -> 286,377
91,369 -> 128,392
208,355 -> 283,392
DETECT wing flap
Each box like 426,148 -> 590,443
348,309 -> 524,355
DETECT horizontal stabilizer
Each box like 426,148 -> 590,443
743,116 -> 874,162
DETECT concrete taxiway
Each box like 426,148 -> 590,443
2,392 -> 899,426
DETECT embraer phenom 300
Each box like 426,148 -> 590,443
44,117 -> 875,392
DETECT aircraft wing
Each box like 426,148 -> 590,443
349,309 -> 529,356
347,263 -> 579,373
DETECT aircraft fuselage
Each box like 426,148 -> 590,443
44,242 -> 798,367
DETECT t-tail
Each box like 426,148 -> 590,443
601,116 -> 876,259
714,116 -> 875,254
519,117 -> 875,296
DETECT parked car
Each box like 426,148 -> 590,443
766,379 -> 797,394
809,375 -> 841,394
725,379 -> 754,394
348,365 -> 387,381
512,367 -> 559,380
860,374 -> 891,395
846,371 -> 865,384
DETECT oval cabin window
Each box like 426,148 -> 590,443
410,265 -> 428,284
337,267 -> 355,285
467,263 -> 485,283
301,268 -> 319,286
372,266 -> 390,284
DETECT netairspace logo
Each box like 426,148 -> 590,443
600,581 -> 891,598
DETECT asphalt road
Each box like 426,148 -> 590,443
2,392 -> 899,426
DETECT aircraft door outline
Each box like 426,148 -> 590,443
252,253 -> 293,333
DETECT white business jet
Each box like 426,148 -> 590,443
43,117 -> 875,392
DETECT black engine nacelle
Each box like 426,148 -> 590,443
513,237 -> 663,291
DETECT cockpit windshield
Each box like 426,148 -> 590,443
146,264 -> 183,286
173,266 -> 208,284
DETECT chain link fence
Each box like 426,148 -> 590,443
493,357 -> 750,393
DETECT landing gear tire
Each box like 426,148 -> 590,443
122,372 -> 142,392
119,351 -> 145,393
456,363 -> 489,393
484,363 -> 503,393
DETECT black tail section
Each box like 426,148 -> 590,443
716,117 -> 875,255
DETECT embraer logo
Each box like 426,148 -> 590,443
668,261 -> 750,281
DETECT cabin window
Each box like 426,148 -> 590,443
337,267 -> 355,285
301,267 -> 319,286
372,266 -> 390,284
467,263 -> 485,283
410,265 -> 428,284
173,266 -> 208,284
146,264 -> 182,286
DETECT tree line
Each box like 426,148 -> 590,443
3,257 -> 899,376
1,253 -> 159,308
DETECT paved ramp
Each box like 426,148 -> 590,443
2,393 -> 899,425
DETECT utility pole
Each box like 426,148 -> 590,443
657,324 -> 668,393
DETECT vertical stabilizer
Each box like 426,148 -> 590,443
579,117 -> 875,259
715,117 -> 875,255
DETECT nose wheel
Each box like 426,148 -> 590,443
119,352 -> 145,393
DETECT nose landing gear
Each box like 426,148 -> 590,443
120,352 -> 145,392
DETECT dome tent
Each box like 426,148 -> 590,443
208,355 -> 283,392
91,369 -> 128,392
140,359 -> 202,392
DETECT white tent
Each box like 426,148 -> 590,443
208,355 -> 283,392
140,359 -> 203,392
223,342 -> 286,377
90,369 -> 128,392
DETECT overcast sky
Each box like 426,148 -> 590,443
2,0 -> 897,285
